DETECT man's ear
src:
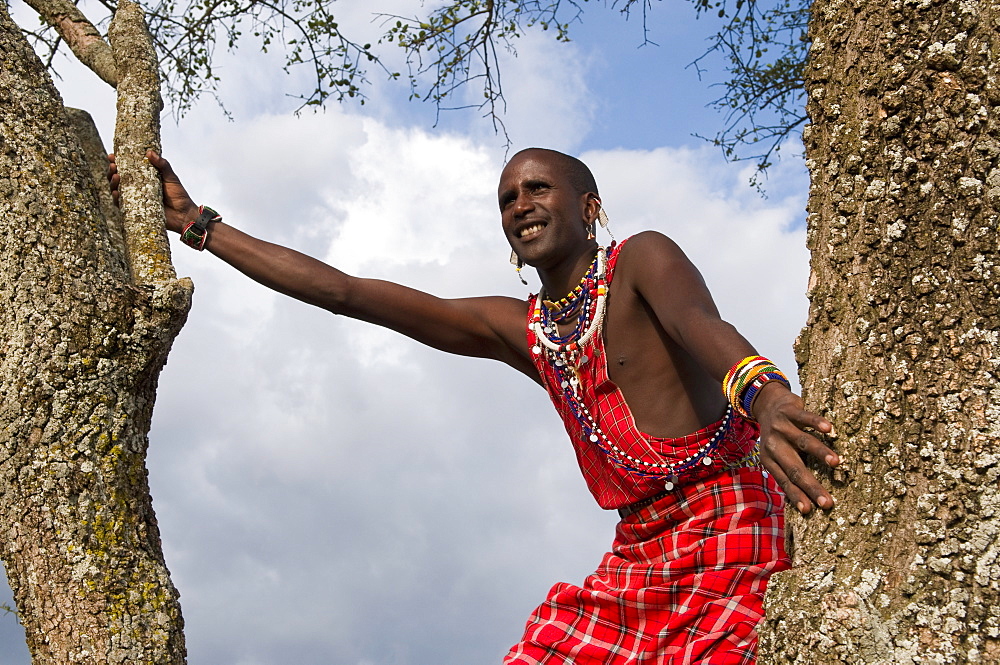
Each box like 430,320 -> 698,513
584,193 -> 602,225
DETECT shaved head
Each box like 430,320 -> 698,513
508,148 -> 600,199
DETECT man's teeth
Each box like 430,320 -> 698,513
520,224 -> 544,238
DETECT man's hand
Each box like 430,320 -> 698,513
752,381 -> 839,514
108,150 -> 198,233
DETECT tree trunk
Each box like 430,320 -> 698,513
0,1 -> 192,661
759,0 -> 1000,662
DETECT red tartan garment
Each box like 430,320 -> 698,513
503,470 -> 788,664
507,239 -> 791,663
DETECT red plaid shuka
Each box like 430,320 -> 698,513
503,469 -> 789,664
509,239 -> 791,663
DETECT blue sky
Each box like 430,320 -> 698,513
2,1 -> 811,663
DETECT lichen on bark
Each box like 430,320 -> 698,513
0,0 -> 192,661
759,0 -> 1000,662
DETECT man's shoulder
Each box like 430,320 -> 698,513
616,230 -> 685,266
612,231 -> 704,295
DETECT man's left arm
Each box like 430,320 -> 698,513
621,231 -> 839,514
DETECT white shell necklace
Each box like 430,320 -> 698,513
529,247 -> 608,357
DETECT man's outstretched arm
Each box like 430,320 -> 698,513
621,231 -> 839,514
109,151 -> 536,378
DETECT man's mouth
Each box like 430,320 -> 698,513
519,223 -> 545,238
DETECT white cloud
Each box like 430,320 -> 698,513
325,121 -> 499,273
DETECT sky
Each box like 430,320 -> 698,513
2,1 -> 811,663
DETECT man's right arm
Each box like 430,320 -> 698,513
110,151 -> 537,378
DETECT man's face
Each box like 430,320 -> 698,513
498,150 -> 591,269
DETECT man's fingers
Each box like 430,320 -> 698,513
762,458 -> 813,514
145,150 -> 182,184
780,407 -> 839,466
762,433 -> 836,512
790,408 -> 837,438
109,169 -> 120,206
790,429 -> 840,467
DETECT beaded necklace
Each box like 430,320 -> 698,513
529,244 -> 739,493
561,379 -> 734,491
542,283 -> 586,321
529,248 -> 608,393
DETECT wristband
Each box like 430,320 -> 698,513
723,355 -> 790,420
180,205 -> 221,251
742,372 -> 791,419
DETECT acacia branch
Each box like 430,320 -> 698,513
21,0 -> 118,87
109,0 -> 177,286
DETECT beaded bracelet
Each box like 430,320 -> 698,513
180,205 -> 221,251
723,355 -> 766,398
723,355 -> 791,419
728,360 -> 775,405
729,365 -> 785,417
724,356 -> 774,409
741,372 -> 790,418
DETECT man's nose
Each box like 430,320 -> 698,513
512,193 -> 533,217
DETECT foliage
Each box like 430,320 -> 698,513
20,0 -> 391,115
19,0 -> 809,169
143,0 -> 389,114
688,0 -> 809,176
381,0 -> 808,171
380,1 -> 589,134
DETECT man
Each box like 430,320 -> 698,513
111,147 -> 838,663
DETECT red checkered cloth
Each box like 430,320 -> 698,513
503,468 -> 790,664
527,240 -> 761,509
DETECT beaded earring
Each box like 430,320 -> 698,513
510,249 -> 527,285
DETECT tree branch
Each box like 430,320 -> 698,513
108,0 -> 177,286
21,0 -> 118,87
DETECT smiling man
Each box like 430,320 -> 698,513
111,147 -> 838,663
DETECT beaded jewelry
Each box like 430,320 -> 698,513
565,387 -> 735,492
180,205 -> 221,251
529,245 -> 745,492
542,282 -> 586,318
597,207 -> 615,243
548,343 -> 744,491
722,355 -> 791,419
529,247 -> 608,364
510,249 -> 528,285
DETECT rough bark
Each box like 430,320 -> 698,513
109,0 -> 174,287
0,0 -> 192,661
759,0 -> 1000,662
